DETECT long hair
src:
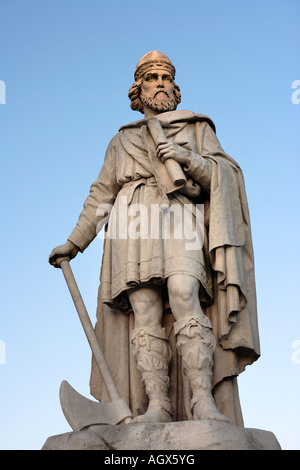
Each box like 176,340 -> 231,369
128,78 -> 181,113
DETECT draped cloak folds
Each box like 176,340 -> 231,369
68,110 -> 260,426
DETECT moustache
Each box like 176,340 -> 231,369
154,90 -> 169,98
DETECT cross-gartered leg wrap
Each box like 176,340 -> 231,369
131,326 -> 173,422
174,315 -> 229,422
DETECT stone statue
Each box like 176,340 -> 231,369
49,51 -> 260,427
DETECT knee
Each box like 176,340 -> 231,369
130,288 -> 161,311
128,286 -> 163,328
167,275 -> 198,305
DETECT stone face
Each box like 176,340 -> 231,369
42,420 -> 281,451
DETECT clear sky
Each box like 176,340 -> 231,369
0,0 -> 299,450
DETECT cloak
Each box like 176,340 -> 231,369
68,110 -> 260,426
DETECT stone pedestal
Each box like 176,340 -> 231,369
42,420 -> 281,451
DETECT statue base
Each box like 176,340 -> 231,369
42,420 -> 281,450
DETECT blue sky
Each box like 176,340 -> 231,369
0,0 -> 299,450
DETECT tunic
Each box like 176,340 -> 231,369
69,110 -> 215,310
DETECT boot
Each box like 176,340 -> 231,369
131,326 -> 173,423
174,314 -> 229,422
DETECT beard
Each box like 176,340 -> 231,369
140,90 -> 177,113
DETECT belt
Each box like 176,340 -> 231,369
122,177 -> 157,204
121,177 -> 170,210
